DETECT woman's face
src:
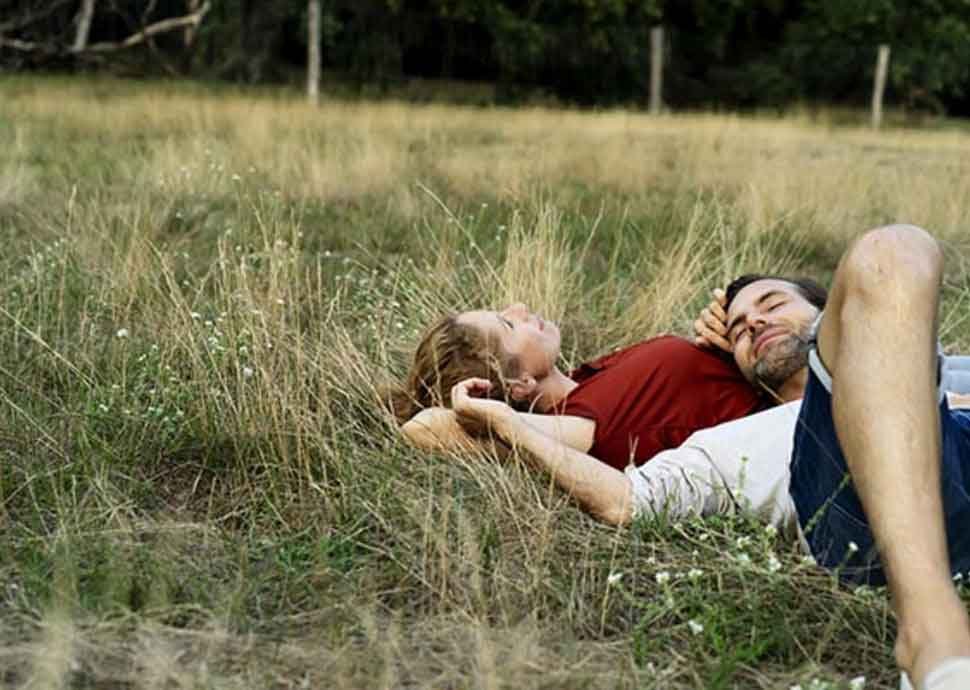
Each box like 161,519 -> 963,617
457,303 -> 561,379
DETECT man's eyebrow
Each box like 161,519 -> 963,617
725,290 -> 786,336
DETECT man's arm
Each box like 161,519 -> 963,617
492,411 -> 633,525
449,378 -> 632,525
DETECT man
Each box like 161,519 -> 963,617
712,225 -> 970,690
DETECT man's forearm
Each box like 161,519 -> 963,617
494,413 -> 633,525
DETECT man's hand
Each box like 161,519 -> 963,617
451,378 -> 516,435
693,287 -> 731,353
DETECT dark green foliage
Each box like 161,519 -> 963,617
5,1 -> 970,114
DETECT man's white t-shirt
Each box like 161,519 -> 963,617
624,400 -> 803,535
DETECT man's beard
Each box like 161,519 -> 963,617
753,329 -> 811,394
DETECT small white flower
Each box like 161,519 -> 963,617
698,533 -> 710,541
789,685 -> 802,690
736,536 -> 751,548
242,367 -> 254,379
848,541 -> 859,554
849,675 -> 866,689
395,322 -> 405,329
737,554 -> 751,565
191,312 -> 201,320
687,568 -> 703,580
954,572 -> 964,582
767,555 -> 782,573
646,556 -> 657,565
98,404 -> 108,413
115,328 -> 129,339
607,571 -> 623,586
764,524 -> 778,537
687,619 -> 704,635
654,571 -> 670,585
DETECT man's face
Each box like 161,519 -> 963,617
724,280 -> 820,394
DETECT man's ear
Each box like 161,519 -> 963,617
508,375 -> 537,403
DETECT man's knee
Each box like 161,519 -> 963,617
838,224 -> 943,305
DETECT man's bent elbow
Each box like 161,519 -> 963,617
594,483 -> 635,526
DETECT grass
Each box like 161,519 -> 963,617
1,74 -> 970,689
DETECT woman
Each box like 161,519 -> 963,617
388,301 -> 768,470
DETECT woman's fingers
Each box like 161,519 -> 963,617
451,377 -> 492,411
693,288 -> 732,352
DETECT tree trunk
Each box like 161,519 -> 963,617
649,25 -> 664,115
72,0 -> 96,53
307,0 -> 321,104
871,44 -> 890,129
184,0 -> 200,47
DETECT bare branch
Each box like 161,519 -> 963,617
0,37 -> 42,52
0,0 -> 74,34
80,0 -> 210,54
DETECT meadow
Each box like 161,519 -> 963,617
2,76 -> 970,689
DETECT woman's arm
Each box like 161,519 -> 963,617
401,407 -> 596,454
452,378 -> 633,525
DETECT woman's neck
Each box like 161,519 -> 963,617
532,367 -> 578,413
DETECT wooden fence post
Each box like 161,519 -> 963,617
307,0 -> 321,105
871,44 -> 890,129
649,26 -> 663,115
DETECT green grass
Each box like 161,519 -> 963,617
2,75 -> 970,688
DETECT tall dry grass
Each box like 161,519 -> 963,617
1,75 -> 969,688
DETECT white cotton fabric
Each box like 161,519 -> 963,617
624,400 -> 803,535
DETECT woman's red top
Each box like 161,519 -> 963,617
559,335 -> 764,469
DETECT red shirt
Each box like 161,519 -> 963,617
560,335 -> 764,470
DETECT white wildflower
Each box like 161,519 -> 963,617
764,524 -> 778,537
848,541 -> 859,554
654,571 -> 670,585
687,619 -> 704,636
607,571 -> 623,586
242,367 -> 254,379
687,568 -> 703,580
737,553 -> 751,566
98,404 -> 108,413
115,328 -> 129,339
191,312 -> 201,320
767,554 -> 782,573
736,536 -> 751,548
849,675 -> 866,689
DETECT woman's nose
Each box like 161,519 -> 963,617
504,302 -> 529,319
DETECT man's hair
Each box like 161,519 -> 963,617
725,274 -> 828,311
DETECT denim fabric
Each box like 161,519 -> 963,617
790,368 -> 970,585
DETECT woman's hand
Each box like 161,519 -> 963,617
693,287 -> 732,353
451,378 -> 516,434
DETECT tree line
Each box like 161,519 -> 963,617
3,0 -> 970,115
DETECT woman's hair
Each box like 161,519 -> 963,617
385,314 -> 522,431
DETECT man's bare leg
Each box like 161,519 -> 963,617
816,225 -> 970,686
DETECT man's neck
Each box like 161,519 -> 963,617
775,368 -> 809,403
531,367 -> 579,413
